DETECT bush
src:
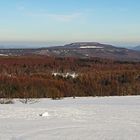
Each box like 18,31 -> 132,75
0,98 -> 14,104
19,98 -> 39,104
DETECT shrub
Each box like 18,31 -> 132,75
0,98 -> 14,104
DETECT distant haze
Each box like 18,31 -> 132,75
0,0 -> 140,47
0,41 -> 66,48
0,41 -> 139,49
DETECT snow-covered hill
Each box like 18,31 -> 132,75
0,42 -> 140,61
0,96 -> 140,140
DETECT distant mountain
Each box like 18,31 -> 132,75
133,46 -> 140,51
0,42 -> 140,61
39,42 -> 140,61
50,42 -> 116,49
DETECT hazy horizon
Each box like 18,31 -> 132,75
0,0 -> 140,47
0,41 -> 139,49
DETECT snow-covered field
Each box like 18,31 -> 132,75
0,96 -> 140,140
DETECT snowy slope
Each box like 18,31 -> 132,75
0,96 -> 140,140
79,46 -> 103,49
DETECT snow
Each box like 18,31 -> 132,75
52,72 -> 78,78
40,112 -> 50,117
0,54 -> 8,56
80,46 -> 103,49
0,96 -> 140,140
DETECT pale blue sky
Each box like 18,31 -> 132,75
0,0 -> 140,46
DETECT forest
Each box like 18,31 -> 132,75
0,56 -> 139,99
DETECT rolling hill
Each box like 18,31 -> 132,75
0,42 -> 140,61
37,42 -> 140,61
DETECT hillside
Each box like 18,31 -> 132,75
38,42 -> 140,61
133,46 -> 140,51
0,42 -> 140,61
0,56 -> 139,98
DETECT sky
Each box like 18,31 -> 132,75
0,0 -> 140,47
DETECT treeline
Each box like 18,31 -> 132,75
0,56 -> 140,99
